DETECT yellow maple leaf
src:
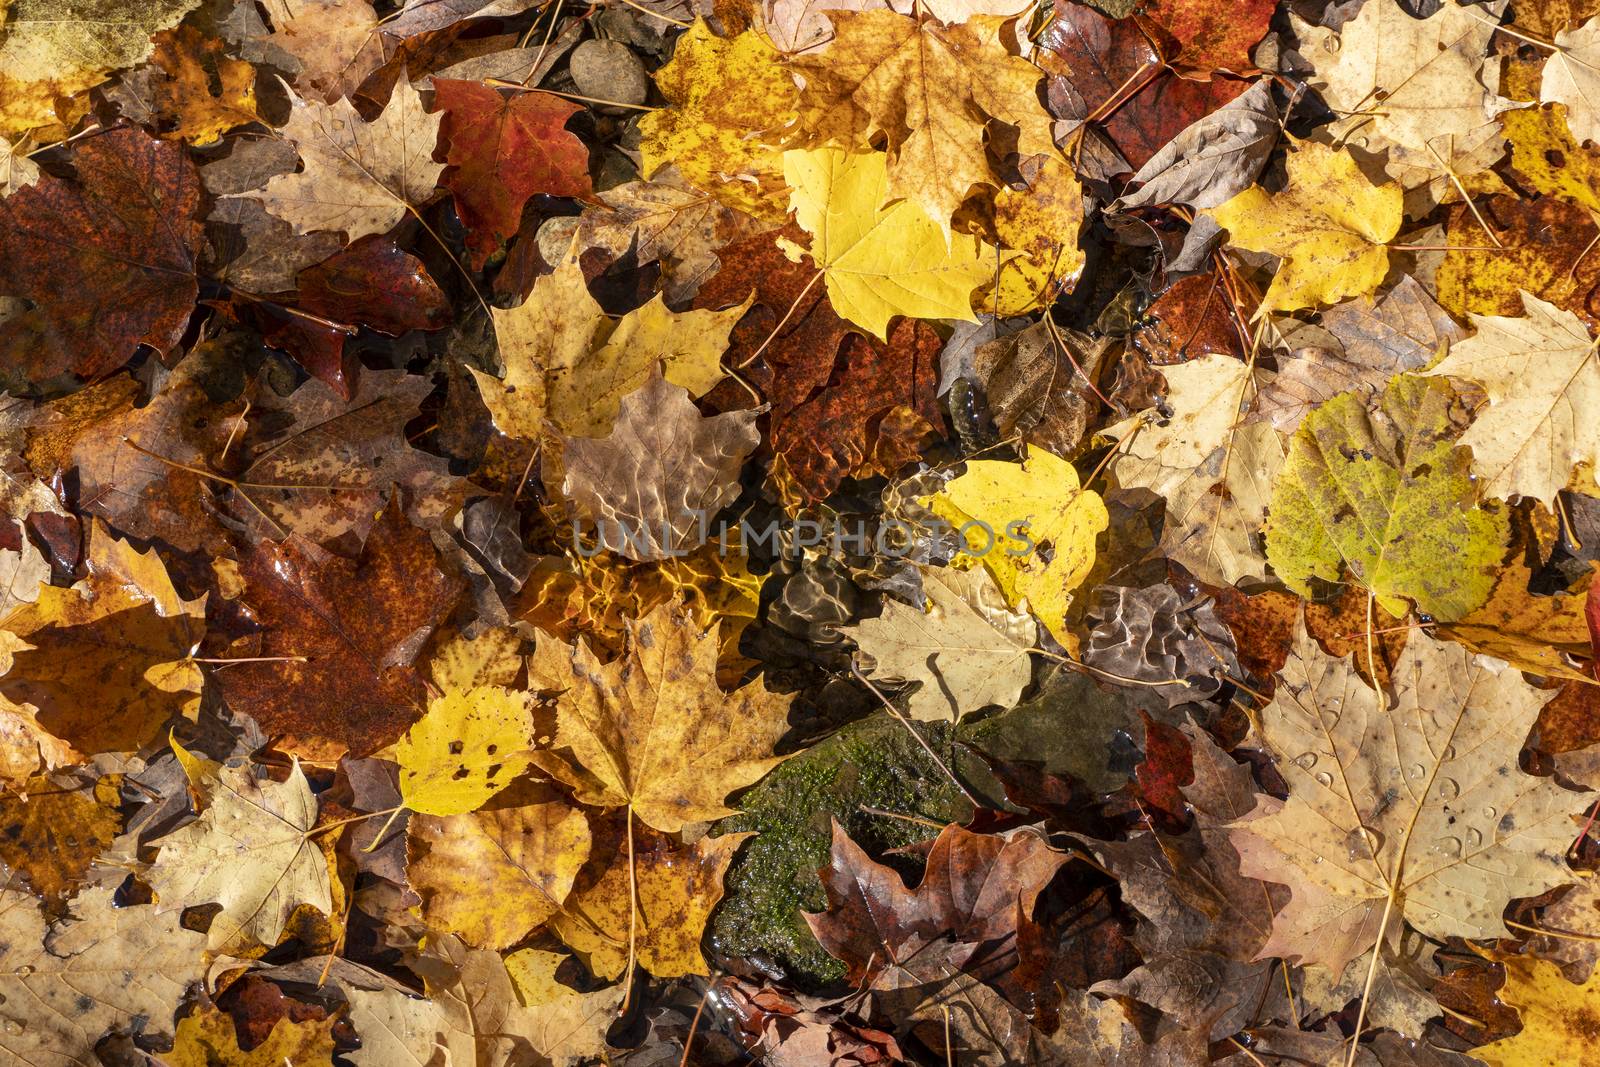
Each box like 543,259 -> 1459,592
782,146 -> 991,339
0,0 -> 203,136
638,19 -> 797,220
406,783 -> 592,949
1207,141 -> 1402,313
395,685 -> 535,817
926,448 -> 1107,647
532,602 -> 791,834
550,829 -> 751,979
790,10 -> 1056,233
1473,953 -> 1600,1066
474,245 -> 748,441
984,150 -> 1087,316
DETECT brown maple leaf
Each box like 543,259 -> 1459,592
215,500 -> 464,759
0,127 -> 203,389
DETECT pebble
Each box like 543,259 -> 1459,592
569,40 -> 648,111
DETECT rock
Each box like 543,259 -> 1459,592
568,40 -> 648,111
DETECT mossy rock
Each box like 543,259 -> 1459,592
710,672 -> 1143,986
710,712 -> 984,986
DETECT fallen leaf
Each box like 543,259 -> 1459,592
1423,291 -> 1600,505
1544,14 -> 1600,146
1207,140 -> 1402,313
215,502 -> 463,760
1297,0 -> 1514,188
562,374 -> 760,562
395,685 -> 536,816
0,0 -> 202,135
146,754 -> 330,951
1441,558 -> 1594,680
0,886 -> 207,1064
781,146 -> 990,339
165,1003 -> 337,1067
1254,276 -> 1464,434
1135,0 -> 1274,74
1229,618 -> 1588,974
926,447 -> 1109,645
535,602 -> 791,833
848,565 -> 1035,722
0,127 -> 202,387
637,19 -> 797,220
696,224 -> 944,503
1115,78 -> 1279,212
139,25 -> 259,146
238,78 -> 443,241
261,0 -> 385,104
1472,953 -> 1600,1066
406,782 -> 591,948
803,818 -> 1067,986
551,826 -> 751,978
790,10 -> 1055,231
1265,373 -> 1509,622
0,773 -> 120,909
475,244 -> 745,442
435,80 -> 591,267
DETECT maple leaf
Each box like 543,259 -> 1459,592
791,10 -> 1055,231
848,565 -> 1035,723
803,819 -> 1067,987
138,25 -> 259,146
1435,194 -> 1600,331
167,1004 -> 336,1066
1471,953 -> 1600,1066
395,685 -> 536,816
1422,291 -> 1599,505
0,773 -> 120,910
238,78 -> 443,241
1504,102 -> 1600,215
533,602 -> 791,833
1229,619 -> 1589,975
1207,140 -> 1402,313
1105,353 -> 1282,586
0,127 -> 202,387
1265,373 -> 1509,622
1441,558 -> 1595,681
970,321 -> 1105,457
1115,77 -> 1279,212
551,826 -> 751,979
562,375 -> 760,562
695,224 -> 944,503
0,525 -> 204,754
542,169 -> 760,304
273,234 -> 453,397
1543,14 -> 1600,147
927,448 -> 1108,645
474,244 -> 746,442
988,150 -> 1087,315
214,501 -> 463,760
223,369 -> 462,546
406,782 -> 592,949
0,886 -> 208,1064
1296,0 -> 1515,188
1037,1 -> 1251,169
0,0 -> 202,135
435,80 -> 592,268
259,0 -> 385,104
1135,0 -> 1274,74
0,134 -> 39,195
146,752 -> 330,951
1253,275 -> 1465,435
781,146 -> 990,339
638,19 -> 797,220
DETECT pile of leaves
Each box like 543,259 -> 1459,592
11,0 -> 1600,1061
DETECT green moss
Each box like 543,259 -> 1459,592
711,674 -> 1141,987
711,713 -> 979,986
